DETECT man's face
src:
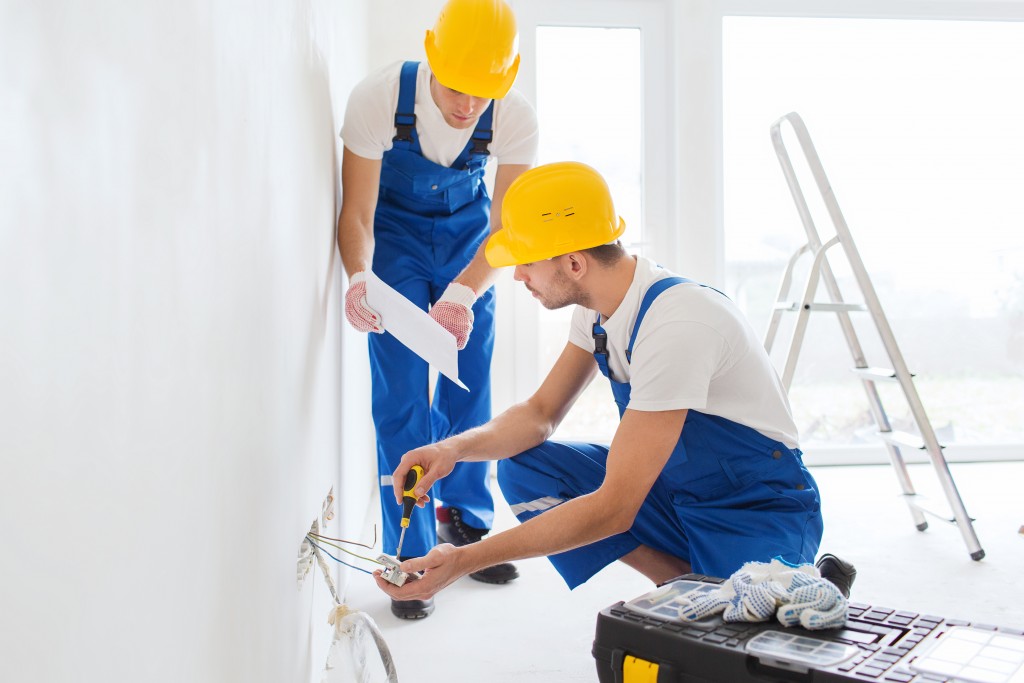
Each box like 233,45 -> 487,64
513,259 -> 585,310
429,76 -> 492,130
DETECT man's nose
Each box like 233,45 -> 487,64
455,94 -> 474,115
513,265 -> 525,282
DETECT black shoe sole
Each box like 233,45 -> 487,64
390,600 -> 434,619
469,569 -> 520,584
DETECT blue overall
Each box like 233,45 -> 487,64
497,277 -> 823,588
371,61 -> 496,557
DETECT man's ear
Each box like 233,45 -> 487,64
565,252 -> 588,281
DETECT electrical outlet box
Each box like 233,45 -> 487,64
376,554 -> 410,587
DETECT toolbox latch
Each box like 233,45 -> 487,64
622,654 -> 659,683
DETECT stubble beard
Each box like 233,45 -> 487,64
538,271 -> 591,310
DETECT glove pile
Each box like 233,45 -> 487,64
676,558 -> 848,630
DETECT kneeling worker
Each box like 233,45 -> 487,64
375,161 -> 827,600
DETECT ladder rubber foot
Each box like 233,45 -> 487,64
971,550 -> 985,561
916,522 -> 929,531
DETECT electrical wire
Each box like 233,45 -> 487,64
308,534 -> 381,565
308,525 -> 378,550
306,536 -> 379,576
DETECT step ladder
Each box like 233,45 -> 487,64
763,111 -> 985,561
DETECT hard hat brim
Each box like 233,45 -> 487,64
484,228 -> 519,267
485,216 -> 626,267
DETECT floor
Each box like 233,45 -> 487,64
343,460 -> 1024,683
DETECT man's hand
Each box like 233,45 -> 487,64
391,442 -> 459,507
373,544 -> 467,601
344,271 -> 384,333
429,282 -> 476,350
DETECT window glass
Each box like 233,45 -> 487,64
533,25 -> 644,441
723,17 -> 1024,449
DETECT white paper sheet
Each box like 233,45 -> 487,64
364,271 -> 469,391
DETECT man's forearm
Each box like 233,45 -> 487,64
445,398 -> 554,464
455,488 -> 628,574
337,214 -> 374,278
450,240 -> 500,294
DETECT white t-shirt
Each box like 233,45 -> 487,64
341,60 -> 539,168
568,257 -> 800,448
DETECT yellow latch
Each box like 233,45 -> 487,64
623,654 -> 659,682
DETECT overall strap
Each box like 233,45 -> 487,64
592,315 -> 611,378
625,276 -> 727,362
393,61 -> 420,151
451,100 -> 495,170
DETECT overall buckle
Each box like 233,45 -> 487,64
592,324 -> 608,356
394,113 -> 416,142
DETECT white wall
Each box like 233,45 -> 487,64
367,0 -> 445,69
0,1 -> 374,681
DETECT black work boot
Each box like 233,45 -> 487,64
390,556 -> 434,620
436,507 -> 520,584
816,553 -> 857,598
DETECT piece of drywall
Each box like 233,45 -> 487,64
0,0 -> 374,681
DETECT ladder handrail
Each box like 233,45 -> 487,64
770,114 -> 869,372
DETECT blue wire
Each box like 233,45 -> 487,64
306,536 -> 376,576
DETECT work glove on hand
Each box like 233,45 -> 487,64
344,271 -> 384,334
429,282 -> 476,350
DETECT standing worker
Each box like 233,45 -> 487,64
376,162 -> 852,604
337,0 -> 538,620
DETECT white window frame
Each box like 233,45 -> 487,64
494,0 -> 675,411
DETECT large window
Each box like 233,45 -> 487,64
487,0 -> 1024,460
723,16 -> 1024,456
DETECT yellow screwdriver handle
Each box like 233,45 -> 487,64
399,465 -> 424,528
403,465 -> 424,499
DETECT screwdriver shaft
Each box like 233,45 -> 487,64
396,527 -> 407,559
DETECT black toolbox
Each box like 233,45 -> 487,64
593,573 -> 1024,683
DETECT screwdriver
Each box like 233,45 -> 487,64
394,465 -> 424,559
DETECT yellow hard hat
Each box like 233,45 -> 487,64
486,162 -> 627,267
424,0 -> 521,100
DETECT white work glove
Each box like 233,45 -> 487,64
676,561 -> 798,623
429,282 -> 476,350
344,271 -> 384,334
676,558 -> 848,631
775,572 -> 848,630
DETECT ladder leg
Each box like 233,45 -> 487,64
862,382 -> 929,531
923,442 -> 986,561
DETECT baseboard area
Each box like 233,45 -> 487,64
802,442 -> 1024,467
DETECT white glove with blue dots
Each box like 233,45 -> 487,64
676,557 -> 847,630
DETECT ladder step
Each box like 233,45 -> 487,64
773,301 -> 867,312
901,494 -> 975,526
878,430 -> 929,450
851,366 -> 915,382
